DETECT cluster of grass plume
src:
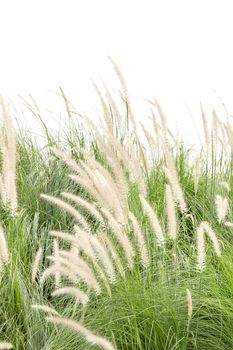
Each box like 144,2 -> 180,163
1,59 -> 233,349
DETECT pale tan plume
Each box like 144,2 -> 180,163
186,288 -> 193,320
31,304 -> 59,316
53,250 -> 111,297
100,207 -> 135,268
139,195 -> 165,246
78,115 -> 130,216
49,230 -> 111,295
50,229 -> 95,261
51,148 -> 82,174
93,169 -> 127,224
165,184 -> 177,240
224,221 -> 233,228
196,221 -> 221,271
86,153 -> 127,221
0,224 -> 9,272
58,250 -> 111,295
161,133 -> 187,212
215,195 -> 229,222
31,246 -> 42,283
164,166 -> 187,212
48,255 -> 101,294
51,286 -> 89,305
100,150 -> 129,215
153,98 -> 169,137
68,152 -> 126,224
73,225 -> 96,259
79,159 -> 126,222
102,81 -> 122,133
201,222 -> 221,257
108,56 -> 137,132
92,81 -> 114,135
219,181 -> 230,192
61,192 -> 104,223
40,194 -> 90,231
69,174 -> 102,203
129,211 -> 149,267
105,131 -> 147,196
196,224 -> 205,271
0,342 -> 13,349
97,231 -> 125,278
88,234 -> 116,282
40,264 -> 78,285
132,131 -> 150,178
58,250 -> 94,276
46,316 -> 116,350
140,121 -> 157,164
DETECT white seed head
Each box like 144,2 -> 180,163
186,288 -> 193,320
46,316 -> 116,350
0,342 -> 13,349
215,195 -> 229,222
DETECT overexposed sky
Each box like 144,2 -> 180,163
1,0 -> 233,143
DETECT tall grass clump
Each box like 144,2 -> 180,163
1,59 -> 233,349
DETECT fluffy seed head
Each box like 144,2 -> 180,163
51,286 -> 89,305
139,195 -> 164,246
129,211 -> 149,267
215,195 -> 229,222
196,225 -> 205,271
224,221 -> 233,228
165,184 -> 177,240
31,304 -> 59,316
46,316 -> 115,350
0,342 -> 13,349
31,247 -> 42,283
196,221 -> 221,271
186,288 -> 193,320
0,224 -> 9,272
219,181 -> 230,192
201,222 -> 221,257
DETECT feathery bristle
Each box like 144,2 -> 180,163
129,211 -> 149,267
31,304 -> 59,315
40,194 -> 90,230
31,247 -> 42,283
0,342 -> 13,349
51,286 -> 89,305
196,224 -> 205,271
46,316 -> 115,350
139,195 -> 164,246
215,195 -> 229,222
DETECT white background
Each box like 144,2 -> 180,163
0,0 -> 233,144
